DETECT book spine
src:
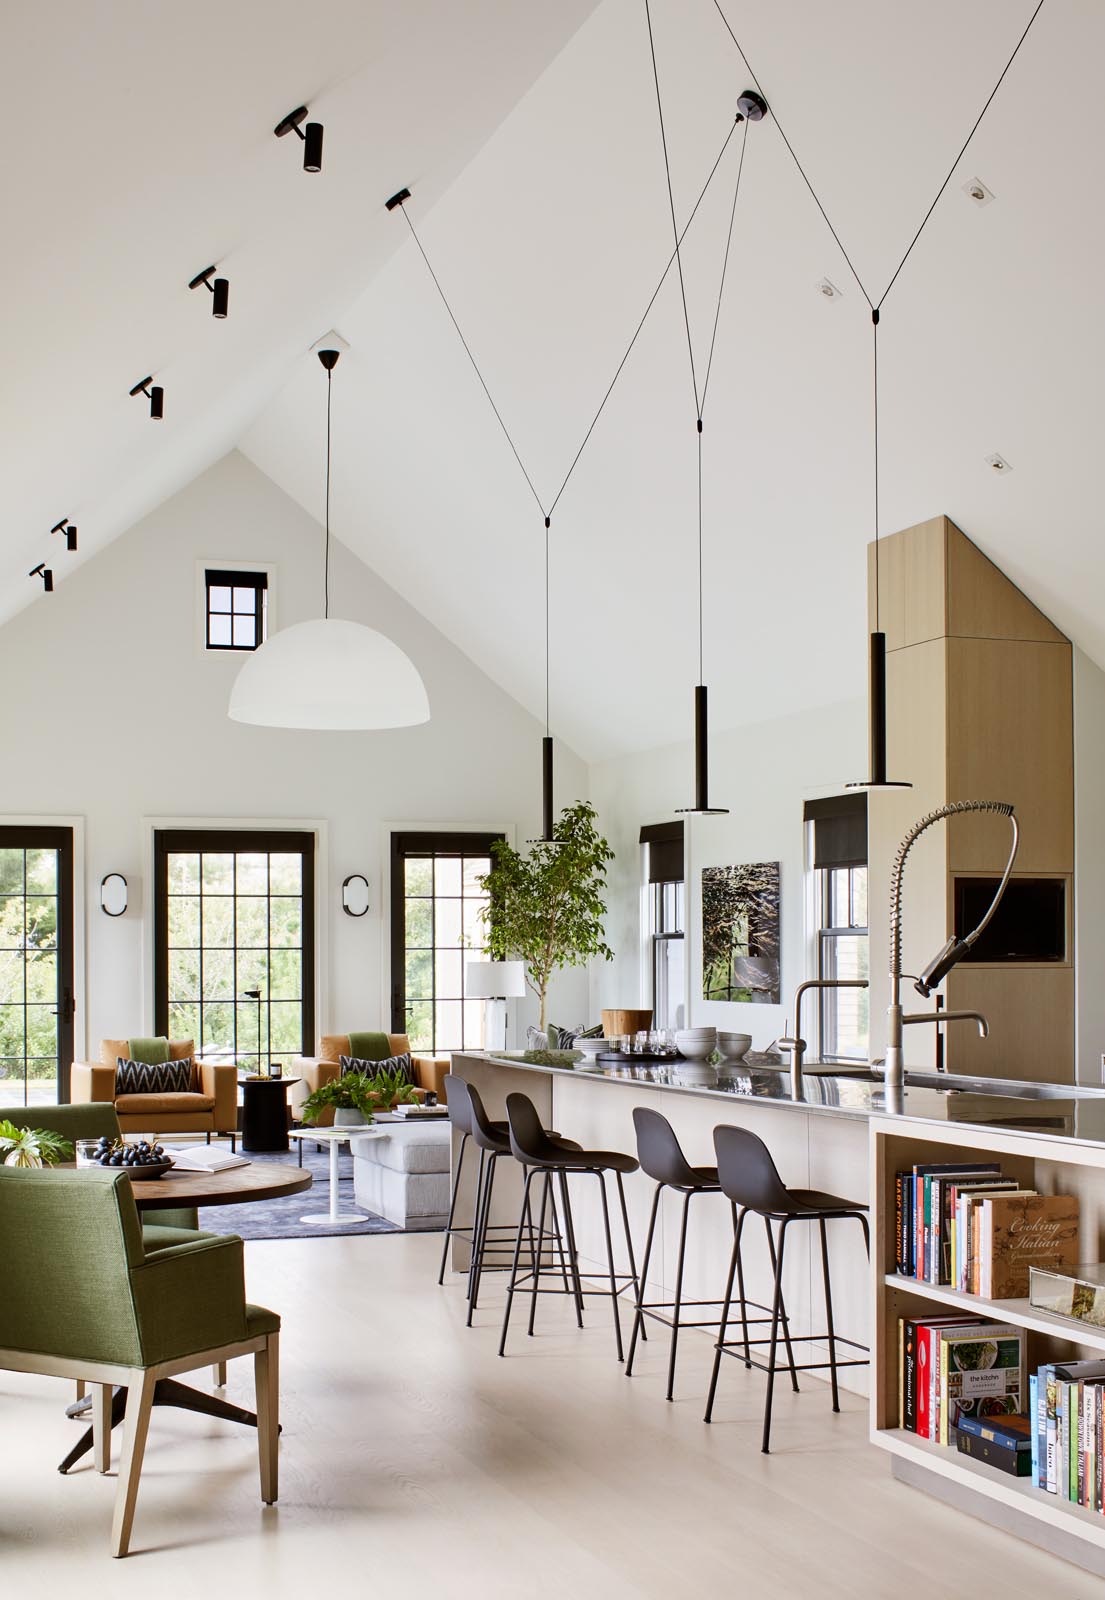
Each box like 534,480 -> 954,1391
1078,1383 -> 1086,1506
937,1333 -> 947,1446
903,1320 -> 916,1434
980,1198 -> 992,1299
898,1319 -> 905,1430
1030,1373 -> 1039,1484
1046,1369 -> 1058,1493
917,1326 -> 932,1441
904,1176 -> 914,1276
1097,1384 -> 1103,1513
1059,1381 -> 1069,1502
894,1174 -> 903,1272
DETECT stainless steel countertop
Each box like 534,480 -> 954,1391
458,1052 -> 1105,1146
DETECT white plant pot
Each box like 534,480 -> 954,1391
333,1107 -> 367,1127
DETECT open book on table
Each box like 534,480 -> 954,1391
162,1145 -> 250,1173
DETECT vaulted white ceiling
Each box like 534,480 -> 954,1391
5,0 -> 1104,762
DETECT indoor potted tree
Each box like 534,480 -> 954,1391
478,800 -> 614,1035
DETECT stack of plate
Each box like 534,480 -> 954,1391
574,1037 -> 607,1063
674,1027 -> 717,1061
717,1031 -> 752,1063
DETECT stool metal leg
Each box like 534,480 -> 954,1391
732,1204 -> 751,1366
528,1171 -> 552,1336
665,1189 -> 692,1401
764,1215 -> 800,1393
615,1172 -> 645,1342
704,1220 -> 742,1423
468,1151 -> 497,1324
559,1171 -> 585,1324
546,1175 -> 573,1299
596,1171 -> 624,1361
625,1181 -> 662,1376
499,1168 -> 536,1357
438,1131 -> 469,1285
762,1218 -> 790,1454
819,1216 -> 840,1413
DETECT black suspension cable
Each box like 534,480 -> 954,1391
397,204 -> 547,519
645,0 -> 701,415
547,113 -> 741,516
711,0 -> 1047,313
872,309 -> 880,633
700,114 -> 749,421
324,365 -> 332,620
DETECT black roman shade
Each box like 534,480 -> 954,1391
804,794 -> 867,870
640,820 -> 684,884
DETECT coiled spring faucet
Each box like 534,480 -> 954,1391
883,799 -> 1019,1090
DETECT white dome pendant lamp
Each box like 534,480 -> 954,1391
229,348 -> 429,731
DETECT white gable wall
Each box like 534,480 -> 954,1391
0,450 -> 589,1055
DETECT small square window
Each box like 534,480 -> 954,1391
205,569 -> 267,652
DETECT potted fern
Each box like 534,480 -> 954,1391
300,1075 -> 378,1128
0,1119 -> 73,1168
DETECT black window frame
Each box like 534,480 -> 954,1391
390,830 -> 504,1050
0,826 -> 75,1103
153,828 -> 315,1066
204,567 -> 268,653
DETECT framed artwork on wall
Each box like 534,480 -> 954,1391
701,861 -> 780,1004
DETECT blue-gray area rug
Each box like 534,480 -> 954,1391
199,1145 -> 413,1241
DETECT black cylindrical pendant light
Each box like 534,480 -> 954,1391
212,276 -> 229,318
527,518 -> 565,846
542,735 -> 554,840
847,310 -> 909,789
303,121 -> 324,173
149,385 -> 164,421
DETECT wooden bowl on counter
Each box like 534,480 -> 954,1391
601,1008 -> 653,1040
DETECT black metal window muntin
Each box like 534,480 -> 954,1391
390,831 -> 503,1056
154,828 -> 315,1073
0,826 -> 75,1104
205,568 -> 268,652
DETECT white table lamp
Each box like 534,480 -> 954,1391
466,960 -> 526,1052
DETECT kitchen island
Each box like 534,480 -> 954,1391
450,1051 -> 1105,1577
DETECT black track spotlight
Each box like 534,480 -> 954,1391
51,518 -> 77,552
129,376 -> 164,420
29,563 -> 53,593
274,104 -> 323,172
189,265 -> 229,319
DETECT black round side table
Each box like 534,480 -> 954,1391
240,1076 -> 300,1153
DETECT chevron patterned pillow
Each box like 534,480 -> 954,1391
114,1057 -> 193,1095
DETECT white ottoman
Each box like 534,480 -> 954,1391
350,1122 -> 451,1230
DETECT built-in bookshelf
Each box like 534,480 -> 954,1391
871,1114 -> 1105,1575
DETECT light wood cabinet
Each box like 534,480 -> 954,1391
867,517 -> 1074,1080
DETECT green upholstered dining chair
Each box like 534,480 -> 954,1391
0,1164 -> 280,1557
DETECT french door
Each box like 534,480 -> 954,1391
390,831 -> 503,1055
0,827 -> 75,1105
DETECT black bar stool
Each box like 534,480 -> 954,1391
437,1073 -> 512,1287
625,1106 -> 728,1401
459,1077 -> 579,1327
704,1123 -> 870,1452
499,1091 -> 641,1361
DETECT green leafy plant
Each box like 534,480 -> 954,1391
0,1119 -> 73,1168
300,1075 -> 378,1126
365,1067 -> 420,1107
478,800 -> 614,1032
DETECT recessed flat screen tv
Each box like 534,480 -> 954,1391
953,877 -> 1066,963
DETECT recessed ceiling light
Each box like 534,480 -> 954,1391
963,177 -> 994,207
985,452 -> 1012,474
816,277 -> 842,301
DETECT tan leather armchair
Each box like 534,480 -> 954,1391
290,1033 -> 449,1123
70,1039 -> 238,1139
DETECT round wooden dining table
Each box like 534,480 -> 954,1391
130,1160 -> 312,1209
61,1158 -> 312,1475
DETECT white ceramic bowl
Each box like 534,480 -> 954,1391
675,1029 -> 716,1060
717,1033 -> 752,1062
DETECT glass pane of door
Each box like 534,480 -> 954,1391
0,829 -> 74,1106
391,834 -> 501,1056
156,831 -> 314,1074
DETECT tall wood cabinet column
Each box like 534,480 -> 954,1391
866,515 -> 1073,1082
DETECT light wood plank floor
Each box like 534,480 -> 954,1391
2,1232 -> 1104,1597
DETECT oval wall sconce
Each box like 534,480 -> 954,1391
341,874 -> 370,917
100,873 -> 128,917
